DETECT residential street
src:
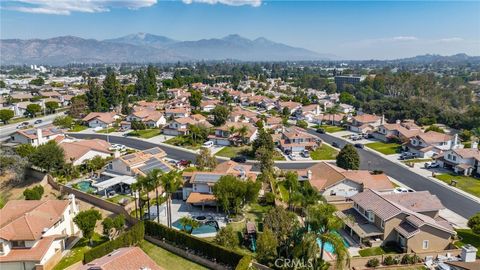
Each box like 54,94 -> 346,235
69,132 -> 480,219
0,111 -> 66,140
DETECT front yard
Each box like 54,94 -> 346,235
435,173 -> 480,197
164,136 -> 202,150
311,144 -> 339,160
454,229 -> 480,257
215,146 -> 252,158
96,127 -> 118,133
53,233 -> 108,270
365,142 -> 401,155
139,240 -> 208,270
68,124 -> 87,132
127,128 -> 162,139
318,125 -> 345,133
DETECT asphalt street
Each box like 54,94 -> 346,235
0,112 -> 67,140
69,132 -> 480,218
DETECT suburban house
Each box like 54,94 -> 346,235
277,101 -> 302,114
164,107 -> 190,119
374,120 -> 422,143
314,113 -> 346,126
200,99 -> 220,112
0,197 -> 80,270
338,103 -> 355,114
78,247 -> 162,270
13,101 -> 43,117
296,162 -> 394,199
297,104 -> 322,122
126,109 -> 166,128
134,100 -> 163,111
264,116 -> 283,129
162,114 -> 211,136
182,161 -> 256,208
229,107 -> 258,123
208,122 -> 258,146
404,131 -> 456,158
107,147 -> 173,177
336,189 -> 455,253
82,112 -> 120,128
10,127 -> 64,146
434,143 -> 480,176
279,127 -> 319,154
348,113 -> 384,133
59,139 -> 112,166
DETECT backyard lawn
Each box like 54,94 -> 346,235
215,146 -> 252,158
365,142 -> 401,155
311,144 -> 339,160
68,124 -> 87,132
435,173 -> 480,197
139,240 -> 208,270
53,233 -> 108,270
106,194 -> 133,205
454,229 -> 480,257
319,125 -> 345,133
127,129 -> 161,139
358,246 -> 401,257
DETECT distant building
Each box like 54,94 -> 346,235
334,75 -> 365,90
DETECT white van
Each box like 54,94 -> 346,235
203,141 -> 214,148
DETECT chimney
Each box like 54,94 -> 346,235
37,128 -> 43,144
452,134 -> 459,149
461,244 -> 478,262
307,170 -> 312,180
381,114 -> 385,124
396,119 -> 401,124
472,141 -> 478,149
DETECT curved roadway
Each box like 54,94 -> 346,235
69,132 -> 480,218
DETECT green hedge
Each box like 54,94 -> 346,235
144,221 -> 243,267
83,222 -> 145,263
235,255 -> 252,270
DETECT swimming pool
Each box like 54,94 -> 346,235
172,220 -> 219,235
316,232 -> 350,254
76,180 -> 95,193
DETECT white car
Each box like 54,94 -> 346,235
202,141 -> 214,148
394,187 -> 415,193
424,162 -> 440,169
110,144 -> 126,151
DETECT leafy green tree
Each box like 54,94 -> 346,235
214,226 -> 239,248
284,171 -> 300,210
467,213 -> 480,235
339,92 -> 356,105
15,144 -> 36,158
336,144 -> 360,170
23,185 -> 44,200
211,105 -> 230,126
213,175 -> 259,216
86,78 -> 108,112
282,107 -> 291,117
425,125 -> 445,133
53,115 -> 74,128
69,95 -> 88,118
189,89 -> 202,109
73,209 -> 102,245
160,170 -> 183,227
85,155 -> 107,172
146,65 -> 158,97
131,119 -> 146,130
252,129 -> 274,154
29,77 -> 45,86
121,94 -> 132,115
187,124 -> 210,145
25,104 -> 42,117
29,141 -> 65,172
255,146 -> 274,174
178,216 -> 201,234
296,120 -> 308,129
257,228 -> 278,265
195,148 -> 217,171
45,101 -> 59,114
236,125 -> 249,145
0,109 -> 14,124
103,69 -> 121,107
0,80 -> 6,88
263,206 -> 299,257
102,215 -> 126,239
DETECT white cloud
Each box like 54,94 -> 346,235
3,0 -> 157,15
437,37 -> 464,43
182,0 -> 261,7
392,36 -> 418,41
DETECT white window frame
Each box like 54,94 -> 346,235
422,240 -> 429,249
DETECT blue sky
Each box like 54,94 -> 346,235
1,0 -> 479,59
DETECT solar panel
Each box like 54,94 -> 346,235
123,154 -> 136,160
25,130 -> 36,135
139,158 -> 171,174
193,174 -> 222,183
144,148 -> 161,155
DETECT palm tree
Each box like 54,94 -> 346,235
160,170 -> 183,227
141,169 -> 164,223
188,124 -> 200,144
131,182 -> 140,219
326,104 -> 341,126
136,173 -> 155,220
178,216 -> 200,234
306,203 -> 349,269
237,125 -> 249,145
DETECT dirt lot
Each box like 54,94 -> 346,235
0,171 -> 60,206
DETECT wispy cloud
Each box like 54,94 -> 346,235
392,36 -> 418,41
181,0 -> 262,7
437,37 -> 464,43
2,0 -> 157,15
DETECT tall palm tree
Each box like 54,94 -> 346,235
160,170 -> 183,227
306,203 -> 349,269
131,182 -> 141,220
178,216 -> 200,234
237,125 -> 249,145
141,169 -> 164,223
136,174 -> 154,220
326,104 -> 341,126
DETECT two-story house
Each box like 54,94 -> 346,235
208,122 -> 258,146
404,131 -> 456,158
10,127 -> 64,146
107,147 -> 172,177
276,101 -> 302,114
82,112 -> 121,129
297,104 -> 322,122
374,120 -> 422,143
336,189 -> 455,253
162,114 -> 211,136
0,196 -> 79,270
279,127 -> 319,154
348,113 -> 383,133
228,107 -> 258,123
434,142 -> 480,176
125,109 -> 166,129
200,99 -> 219,112
164,107 -> 190,119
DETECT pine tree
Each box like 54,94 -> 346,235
336,144 -> 360,170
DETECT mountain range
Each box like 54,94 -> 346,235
0,33 -> 333,65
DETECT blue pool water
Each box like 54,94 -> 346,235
316,232 -> 350,254
76,181 -> 95,193
172,220 -> 218,235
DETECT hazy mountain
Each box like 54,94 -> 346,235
393,53 -> 480,63
0,33 -> 331,65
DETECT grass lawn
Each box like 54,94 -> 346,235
215,146 -> 252,158
319,125 -> 345,133
106,194 -> 133,205
164,136 -> 201,150
0,116 -> 29,126
358,246 -> 400,257
53,233 -> 108,270
127,129 -> 161,139
311,144 -> 339,160
435,173 -> 480,197
96,127 -> 117,133
455,229 -> 480,257
365,142 -> 401,155
68,124 -> 87,132
139,240 -> 208,270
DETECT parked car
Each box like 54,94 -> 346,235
331,142 -> 340,148
424,162 -> 440,169
316,128 -> 325,134
110,144 -> 126,151
350,134 -> 362,141
301,150 -> 310,158
231,156 -> 247,163
34,119 -> 43,124
394,187 -> 415,193
202,141 -> 214,148
354,143 -> 364,149
178,159 -> 191,167
399,152 -> 418,160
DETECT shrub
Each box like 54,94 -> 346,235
23,185 -> 44,200
144,220 -> 243,267
367,258 -> 380,268
400,254 -> 420,265
83,221 -> 144,263
235,256 -> 252,270
265,192 -> 276,205
383,255 -> 397,266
